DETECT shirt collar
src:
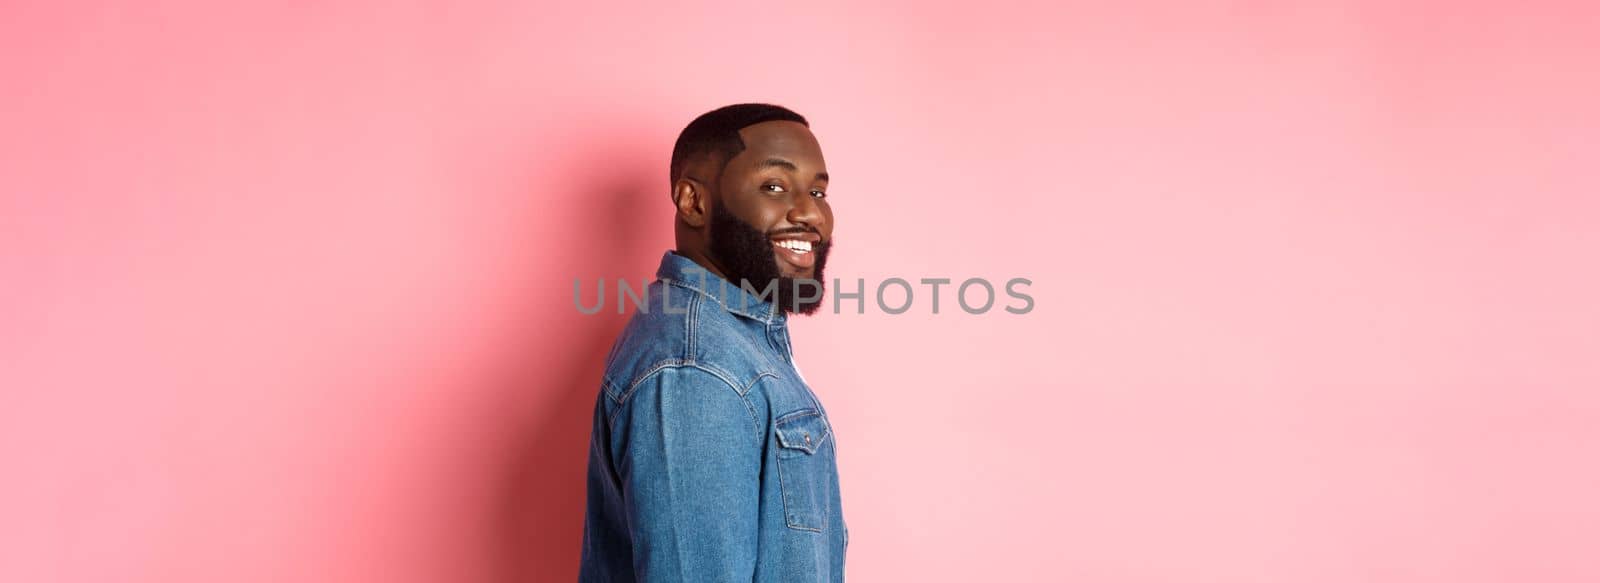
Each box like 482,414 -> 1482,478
656,250 -> 785,324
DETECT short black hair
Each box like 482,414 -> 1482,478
670,103 -> 808,187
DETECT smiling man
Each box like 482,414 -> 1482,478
579,104 -> 846,582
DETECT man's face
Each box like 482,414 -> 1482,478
707,120 -> 834,314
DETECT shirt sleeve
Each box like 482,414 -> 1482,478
610,365 -> 762,582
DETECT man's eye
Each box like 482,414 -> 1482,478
762,184 -> 786,193
810,189 -> 827,199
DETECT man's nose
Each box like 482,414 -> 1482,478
787,192 -> 823,230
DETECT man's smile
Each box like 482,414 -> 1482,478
771,232 -> 820,270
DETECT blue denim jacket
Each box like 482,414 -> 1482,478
579,251 -> 847,582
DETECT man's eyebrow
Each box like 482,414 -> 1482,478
758,157 -> 829,182
756,157 -> 799,172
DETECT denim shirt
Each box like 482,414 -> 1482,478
579,251 -> 847,582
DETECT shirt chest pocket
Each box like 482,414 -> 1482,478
774,409 -> 837,533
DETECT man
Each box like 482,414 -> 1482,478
578,104 -> 846,582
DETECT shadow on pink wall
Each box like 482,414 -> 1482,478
481,128 -> 661,582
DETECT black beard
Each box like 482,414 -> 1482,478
708,201 -> 831,315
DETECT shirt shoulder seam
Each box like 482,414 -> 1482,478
606,361 -> 762,443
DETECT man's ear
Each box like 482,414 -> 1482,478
673,177 -> 710,228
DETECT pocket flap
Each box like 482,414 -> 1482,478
775,410 -> 831,455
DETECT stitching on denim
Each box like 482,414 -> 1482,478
739,372 -> 779,445
602,377 -> 624,405
607,361 -> 828,533
742,372 -> 778,398
775,429 -> 828,533
606,359 -> 683,426
620,360 -> 685,399
687,363 -> 760,444
776,456 -> 824,533
605,360 -> 760,440
774,411 -> 831,453
662,276 -> 772,324
684,293 -> 699,365
686,362 -> 741,398
776,408 -> 821,424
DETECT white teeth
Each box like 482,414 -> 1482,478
775,240 -> 812,253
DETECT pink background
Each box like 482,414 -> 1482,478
4,1 -> 1597,581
